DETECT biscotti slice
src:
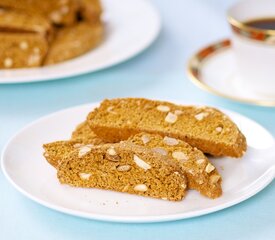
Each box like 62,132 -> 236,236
128,133 -> 222,199
0,8 -> 52,38
57,142 -> 187,201
44,22 -> 103,65
87,98 -> 247,157
43,140 -> 88,168
79,0 -> 102,23
0,33 -> 48,69
0,0 -> 79,26
71,120 -> 105,143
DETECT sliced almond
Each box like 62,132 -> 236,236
205,163 -> 215,173
134,184 -> 148,192
133,155 -> 151,170
210,175 -> 221,184
216,126 -> 223,132
174,110 -> 183,115
141,135 -> 150,144
19,41 -> 28,50
195,112 -> 209,121
172,151 -> 188,161
78,145 -> 92,157
152,147 -> 168,156
196,159 -> 205,165
157,105 -> 170,112
106,147 -> 120,161
163,136 -> 179,146
79,172 -> 91,180
117,165 -> 131,172
4,58 -> 13,68
107,147 -> 117,156
73,143 -> 84,148
165,112 -> 178,124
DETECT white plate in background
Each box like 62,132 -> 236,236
1,102 -> 275,223
0,0 -> 161,83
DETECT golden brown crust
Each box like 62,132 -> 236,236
87,98 -> 247,157
57,142 -> 187,201
128,133 -> 222,199
44,21 -> 104,65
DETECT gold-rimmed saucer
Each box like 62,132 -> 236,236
187,39 -> 275,107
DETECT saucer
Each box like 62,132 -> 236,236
187,39 -> 275,107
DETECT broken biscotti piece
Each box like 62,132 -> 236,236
57,142 -> 187,201
128,133 -> 222,199
0,33 -> 48,69
44,22 -> 103,65
87,98 -> 247,157
0,0 -> 79,26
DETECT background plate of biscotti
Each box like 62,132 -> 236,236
1,101 -> 275,223
0,0 -> 160,84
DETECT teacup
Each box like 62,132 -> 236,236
228,0 -> 275,97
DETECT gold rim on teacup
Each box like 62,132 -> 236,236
227,15 -> 275,44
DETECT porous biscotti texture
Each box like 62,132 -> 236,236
57,142 -> 187,201
87,98 -> 247,157
0,8 -> 52,37
79,0 -> 102,23
0,33 -> 48,69
71,120 -> 104,143
0,0 -> 79,26
128,133 -> 222,199
43,140 -> 87,167
44,22 -> 103,65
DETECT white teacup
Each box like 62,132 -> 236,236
228,0 -> 275,97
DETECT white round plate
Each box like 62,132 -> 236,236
0,0 -> 161,84
187,39 -> 275,107
1,102 -> 275,223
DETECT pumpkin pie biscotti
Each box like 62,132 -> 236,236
57,142 -> 187,201
87,98 -> 247,157
128,133 -> 222,199
44,22 -> 104,65
0,33 -> 48,69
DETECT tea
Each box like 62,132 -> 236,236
246,18 -> 275,30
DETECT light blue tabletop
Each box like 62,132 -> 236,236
0,0 -> 274,239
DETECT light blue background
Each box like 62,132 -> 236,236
0,0 -> 274,239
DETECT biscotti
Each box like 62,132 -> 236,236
44,22 -> 103,65
79,0 -> 102,23
71,120 -> 104,143
0,8 -> 52,38
87,98 -> 247,157
0,0 -> 79,26
128,133 -> 222,199
0,33 -> 48,68
57,142 -> 187,201
43,140 -> 88,167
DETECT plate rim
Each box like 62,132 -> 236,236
187,39 -> 275,107
0,0 -> 161,84
1,102 -> 275,223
